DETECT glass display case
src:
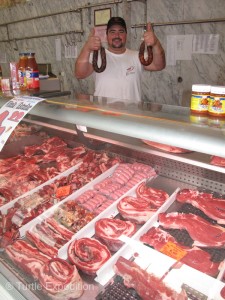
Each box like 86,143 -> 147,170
0,93 -> 225,300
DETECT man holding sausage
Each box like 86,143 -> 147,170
75,17 -> 165,103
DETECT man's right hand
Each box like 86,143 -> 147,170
86,28 -> 101,51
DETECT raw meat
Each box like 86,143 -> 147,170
140,227 -> 220,276
38,258 -> 83,300
117,196 -> 156,224
114,256 -> 187,300
158,212 -> 225,248
142,140 -> 192,153
136,182 -> 169,207
5,240 -> 50,279
176,189 -> 225,224
210,156 -> 225,167
68,237 -> 111,275
95,218 -> 136,251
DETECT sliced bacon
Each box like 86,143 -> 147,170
158,212 -> 225,248
117,196 -> 156,224
38,258 -> 83,299
114,256 -> 187,300
95,218 -> 136,251
67,237 -> 111,275
140,227 -> 220,277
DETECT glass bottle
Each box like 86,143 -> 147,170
26,53 -> 39,90
18,53 -> 28,91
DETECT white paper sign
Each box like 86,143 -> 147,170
166,35 -> 192,66
192,34 -> 219,54
0,96 -> 44,151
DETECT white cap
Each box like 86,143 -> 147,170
192,84 -> 211,93
210,85 -> 225,95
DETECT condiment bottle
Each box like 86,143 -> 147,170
190,84 -> 211,114
18,52 -> 28,91
208,86 -> 225,117
26,53 -> 39,90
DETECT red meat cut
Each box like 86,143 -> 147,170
95,218 -> 136,251
140,227 -> 220,276
38,258 -> 83,300
158,212 -> 225,248
117,196 -> 156,224
176,190 -> 225,224
67,237 -> 111,275
114,256 -> 187,300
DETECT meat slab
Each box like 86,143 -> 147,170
38,258 -> 83,300
140,227 -> 220,276
114,256 -> 187,300
68,237 -> 111,275
158,212 -> 225,248
176,189 -> 225,224
95,218 -> 136,251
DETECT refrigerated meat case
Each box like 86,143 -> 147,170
0,94 -> 225,300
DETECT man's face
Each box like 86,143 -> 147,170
107,24 -> 127,50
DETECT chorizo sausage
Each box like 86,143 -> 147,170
139,41 -> 153,66
92,47 -> 106,73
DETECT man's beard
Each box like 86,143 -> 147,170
111,38 -> 124,48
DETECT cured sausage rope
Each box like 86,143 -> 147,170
92,47 -> 106,73
139,41 -> 153,66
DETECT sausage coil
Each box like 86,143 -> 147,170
139,41 -> 153,66
92,47 -> 106,73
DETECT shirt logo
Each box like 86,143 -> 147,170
126,66 -> 135,76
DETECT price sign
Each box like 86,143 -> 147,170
0,96 -> 44,151
56,185 -> 71,198
160,241 -> 187,261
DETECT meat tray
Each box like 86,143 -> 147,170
0,162 -> 82,214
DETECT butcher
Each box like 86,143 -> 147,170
75,17 -> 165,104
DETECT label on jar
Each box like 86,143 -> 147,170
26,70 -> 39,89
191,94 -> 209,112
18,70 -> 26,88
208,96 -> 225,115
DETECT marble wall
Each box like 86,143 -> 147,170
0,0 -> 224,106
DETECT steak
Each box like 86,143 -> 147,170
140,227 -> 220,276
176,189 -> 225,224
158,212 -> 225,248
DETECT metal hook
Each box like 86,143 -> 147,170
133,27 -> 137,39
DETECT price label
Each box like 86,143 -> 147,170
0,96 -> 44,151
56,185 -> 71,198
160,241 -> 187,261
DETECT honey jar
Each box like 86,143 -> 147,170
208,85 -> 225,117
190,84 -> 211,114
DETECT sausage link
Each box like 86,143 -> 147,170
92,47 -> 106,73
139,41 -> 153,66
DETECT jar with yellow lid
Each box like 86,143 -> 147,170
190,84 -> 211,114
208,86 -> 225,117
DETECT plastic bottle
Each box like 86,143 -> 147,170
18,53 -> 28,91
208,86 -> 225,117
190,84 -> 211,114
26,53 -> 39,90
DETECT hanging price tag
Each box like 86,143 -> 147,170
0,96 -> 44,151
